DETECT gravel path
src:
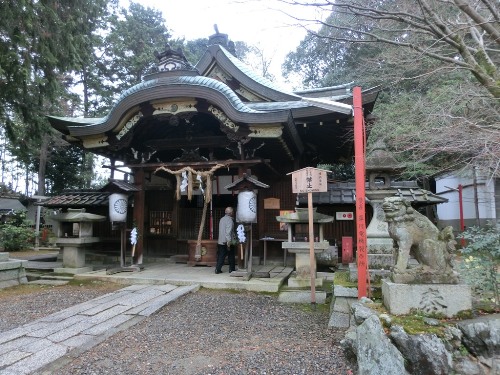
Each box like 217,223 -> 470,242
0,281 -> 122,331
1,284 -> 356,375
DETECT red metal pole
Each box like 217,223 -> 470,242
353,86 -> 368,299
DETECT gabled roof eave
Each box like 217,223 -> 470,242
196,44 -> 301,102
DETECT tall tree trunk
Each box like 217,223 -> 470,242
82,69 -> 90,117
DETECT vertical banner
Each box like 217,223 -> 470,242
353,86 -> 368,299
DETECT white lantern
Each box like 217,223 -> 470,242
237,190 -> 257,223
109,193 -> 128,222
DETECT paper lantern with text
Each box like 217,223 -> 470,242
109,193 -> 128,222
236,190 -> 257,223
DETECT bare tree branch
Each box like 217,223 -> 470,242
277,0 -> 500,98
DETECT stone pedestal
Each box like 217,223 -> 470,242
287,274 -> 324,288
0,252 -> 28,288
382,280 -> 472,317
284,241 -> 329,287
54,237 -> 99,274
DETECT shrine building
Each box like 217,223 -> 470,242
43,30 -> 381,265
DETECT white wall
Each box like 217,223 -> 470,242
435,171 -> 497,228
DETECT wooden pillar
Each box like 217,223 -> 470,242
133,168 -> 145,264
353,86 -> 368,298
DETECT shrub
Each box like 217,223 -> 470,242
0,211 -> 35,251
458,223 -> 499,310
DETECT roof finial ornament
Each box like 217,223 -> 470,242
208,24 -> 236,56
153,42 -> 196,73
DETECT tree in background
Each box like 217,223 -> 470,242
0,0 -> 112,195
97,2 -> 171,107
0,1 -> 172,195
73,2 -> 170,189
281,0 -> 500,178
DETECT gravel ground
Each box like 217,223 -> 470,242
0,284 -> 356,375
0,281 -> 122,331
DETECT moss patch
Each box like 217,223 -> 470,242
333,271 -> 357,287
390,314 -> 446,336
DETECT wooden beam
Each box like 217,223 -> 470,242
143,136 -> 230,150
123,158 -> 269,170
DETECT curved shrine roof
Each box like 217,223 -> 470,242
46,35 -> 379,168
49,75 -> 291,138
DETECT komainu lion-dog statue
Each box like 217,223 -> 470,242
382,197 -> 459,284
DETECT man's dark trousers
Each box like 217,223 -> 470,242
216,244 -> 236,272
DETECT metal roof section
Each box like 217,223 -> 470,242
196,44 -> 301,102
100,179 -> 140,193
47,75 -> 293,138
0,197 -> 27,214
293,82 -> 355,98
36,191 -> 110,207
245,87 -> 379,118
45,34 -> 380,168
51,208 -> 106,222
300,97 -> 353,115
224,173 -> 270,190
298,181 -> 447,205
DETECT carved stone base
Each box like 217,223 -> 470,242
382,280 -> 472,317
349,262 -> 391,282
391,265 -> 459,284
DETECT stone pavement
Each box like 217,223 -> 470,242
74,263 -> 293,293
0,284 -> 199,375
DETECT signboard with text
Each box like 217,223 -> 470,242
289,167 -> 328,194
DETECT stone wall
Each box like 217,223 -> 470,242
0,252 -> 28,289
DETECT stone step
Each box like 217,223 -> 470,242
40,275 -> 74,281
26,272 -> 74,282
28,279 -> 70,286
278,289 -> 327,304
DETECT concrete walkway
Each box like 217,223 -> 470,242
74,263 -> 294,293
0,284 -> 199,375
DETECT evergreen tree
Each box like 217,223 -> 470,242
0,0 -> 111,194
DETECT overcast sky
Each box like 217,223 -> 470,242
124,0 -> 324,88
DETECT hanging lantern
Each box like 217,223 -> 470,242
109,193 -> 128,222
225,173 -> 269,224
237,190 -> 257,223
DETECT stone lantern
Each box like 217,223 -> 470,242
52,208 -> 106,274
276,208 -> 334,288
363,140 -> 405,279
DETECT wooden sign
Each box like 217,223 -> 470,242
263,197 -> 280,209
288,167 -> 328,194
